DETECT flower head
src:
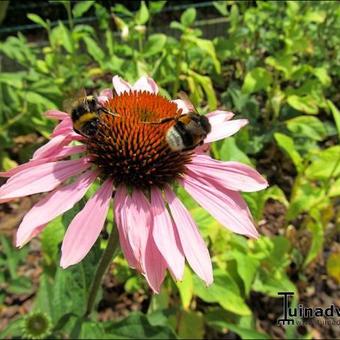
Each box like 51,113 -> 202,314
0,75 -> 268,292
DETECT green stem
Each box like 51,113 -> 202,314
85,223 -> 120,317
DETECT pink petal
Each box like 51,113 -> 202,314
0,145 -> 86,178
99,88 -> 113,99
60,178 -> 114,268
207,110 -> 234,125
114,186 -> 139,269
32,134 -> 71,160
44,110 -> 69,120
112,75 -> 132,94
164,186 -> 213,286
16,170 -> 97,247
97,95 -> 109,106
151,188 -> 184,281
133,76 -> 159,94
0,158 -> 90,203
52,117 -> 74,137
144,227 -> 167,293
188,155 -> 268,192
172,99 -> 194,114
118,189 -> 167,292
182,173 -> 259,238
205,119 -> 248,143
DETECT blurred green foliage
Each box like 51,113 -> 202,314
0,1 -> 339,339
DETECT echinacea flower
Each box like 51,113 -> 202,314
0,75 -> 268,292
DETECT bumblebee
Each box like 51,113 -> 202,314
144,92 -> 211,152
69,90 -> 118,138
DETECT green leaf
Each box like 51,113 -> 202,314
40,216 -> 64,265
287,95 -> 319,115
327,251 -> 340,283
58,21 -> 74,53
305,146 -> 340,180
327,100 -> 340,138
313,67 -> 331,86
135,1 -> 149,25
219,137 -> 252,165
329,178 -> 340,198
193,272 -> 251,315
104,313 -> 177,339
242,67 -> 272,94
186,37 -> 221,74
0,72 -> 24,88
180,8 -> 196,27
304,215 -> 324,266
189,70 -> 217,109
286,116 -> 327,141
72,1 -> 94,18
143,34 -> 167,57
82,36 -> 105,64
233,251 -> 259,295
176,266 -> 193,309
27,13 -> 49,29
25,91 -> 56,109
213,1 -> 228,16
177,310 -> 204,339
274,133 -> 302,172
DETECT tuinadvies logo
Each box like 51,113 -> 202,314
277,292 -> 340,326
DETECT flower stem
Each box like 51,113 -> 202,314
85,223 -> 120,317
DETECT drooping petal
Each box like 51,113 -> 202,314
114,186 -> 139,269
207,110 -> 234,125
112,75 -> 132,95
32,134 -> 71,160
60,178 -> 114,268
16,170 -> 97,247
44,110 -> 69,120
0,158 -> 90,203
182,173 -> 259,238
129,190 -> 167,292
51,117 -> 74,137
164,186 -> 213,286
0,145 -> 86,178
172,99 -> 194,114
188,154 -> 268,192
133,76 -> 159,94
205,119 -> 248,144
151,188 -> 184,281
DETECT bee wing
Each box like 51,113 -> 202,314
63,88 -> 88,113
177,91 -> 198,113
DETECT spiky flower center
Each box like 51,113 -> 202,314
85,92 -> 193,189
22,312 -> 51,339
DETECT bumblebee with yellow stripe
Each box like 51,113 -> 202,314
143,92 -> 211,152
69,89 -> 119,138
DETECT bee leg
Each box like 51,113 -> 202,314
142,117 -> 175,124
100,107 -> 120,117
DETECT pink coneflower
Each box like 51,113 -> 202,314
0,76 -> 267,292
